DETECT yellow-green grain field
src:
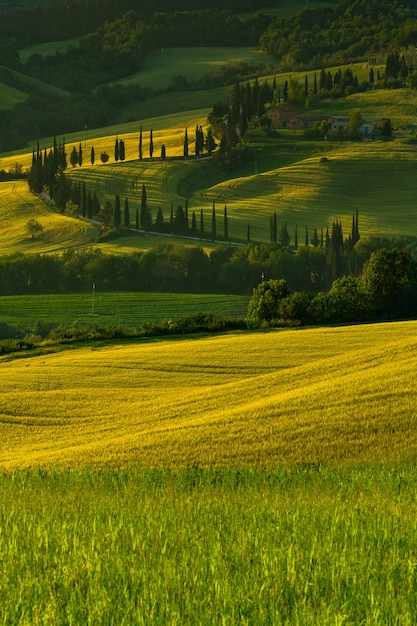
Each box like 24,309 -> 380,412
2,321 -> 417,624
2,320 -> 417,470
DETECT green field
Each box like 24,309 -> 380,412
113,46 -> 275,90
0,291 -> 249,330
2,464 -> 417,624
2,319 -> 417,622
18,38 -> 78,63
0,81 -> 28,110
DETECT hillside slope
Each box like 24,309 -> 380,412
1,320 -> 417,469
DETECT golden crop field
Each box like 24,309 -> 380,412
2,320 -> 417,470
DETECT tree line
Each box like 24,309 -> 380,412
0,0 -> 275,43
2,233 -> 417,298
1,246 -> 416,351
260,0 -> 417,70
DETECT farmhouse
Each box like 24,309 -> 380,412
266,105 -> 297,127
266,106 -> 385,137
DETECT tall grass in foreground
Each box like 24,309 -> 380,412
1,465 -> 417,625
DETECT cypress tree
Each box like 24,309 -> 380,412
78,142 -> 83,166
119,139 -> 125,161
273,211 -> 277,243
191,211 -> 197,237
294,225 -> 298,250
124,197 -> 130,228
247,223 -> 251,243
135,206 -> 139,230
149,130 -> 153,159
139,126 -> 143,160
283,80 -> 288,102
161,144 -> 166,160
224,205 -> 229,241
185,199 -> 189,232
70,146 -> 78,167
200,209 -> 205,238
140,184 -> 151,230
155,207 -> 164,232
311,228 -> 319,247
184,128 -> 188,159
115,138 -> 119,161
93,192 -> 100,216
174,205 -> 186,235
305,226 -> 309,247
279,221 -> 290,247
90,146 -> 95,165
114,194 -> 121,227
211,201 -> 216,241
87,191 -> 93,219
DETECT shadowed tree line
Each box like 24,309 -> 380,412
1,236 -> 417,299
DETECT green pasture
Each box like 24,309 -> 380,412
112,46 -> 275,91
18,38 -> 78,63
0,292 -> 249,329
0,80 -> 28,110
2,464 -> 417,624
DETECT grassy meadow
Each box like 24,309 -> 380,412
115,46 -> 274,90
1,320 -> 417,623
2,464 -> 417,624
0,291 -> 249,329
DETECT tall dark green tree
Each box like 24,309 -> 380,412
184,128 -> 189,159
90,146 -> 95,165
279,221 -> 290,247
140,183 -> 151,230
78,142 -> 83,166
149,129 -> 153,159
70,146 -> 79,167
191,211 -> 197,237
211,201 -> 216,241
200,209 -> 205,238
114,194 -> 121,227
115,138 -> 119,161
124,197 -> 130,228
155,207 -> 164,232
223,205 -> 229,241
174,205 -> 186,234
119,139 -> 125,161
139,126 -> 143,160
87,190 -> 93,218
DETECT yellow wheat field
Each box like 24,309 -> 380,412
1,321 -> 417,469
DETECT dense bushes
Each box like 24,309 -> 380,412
248,248 -> 417,327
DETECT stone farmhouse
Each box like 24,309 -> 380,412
266,105 -> 385,137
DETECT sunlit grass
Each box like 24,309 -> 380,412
1,320 -> 417,470
2,464 -> 417,624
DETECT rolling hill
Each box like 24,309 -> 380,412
2,320 -> 417,469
